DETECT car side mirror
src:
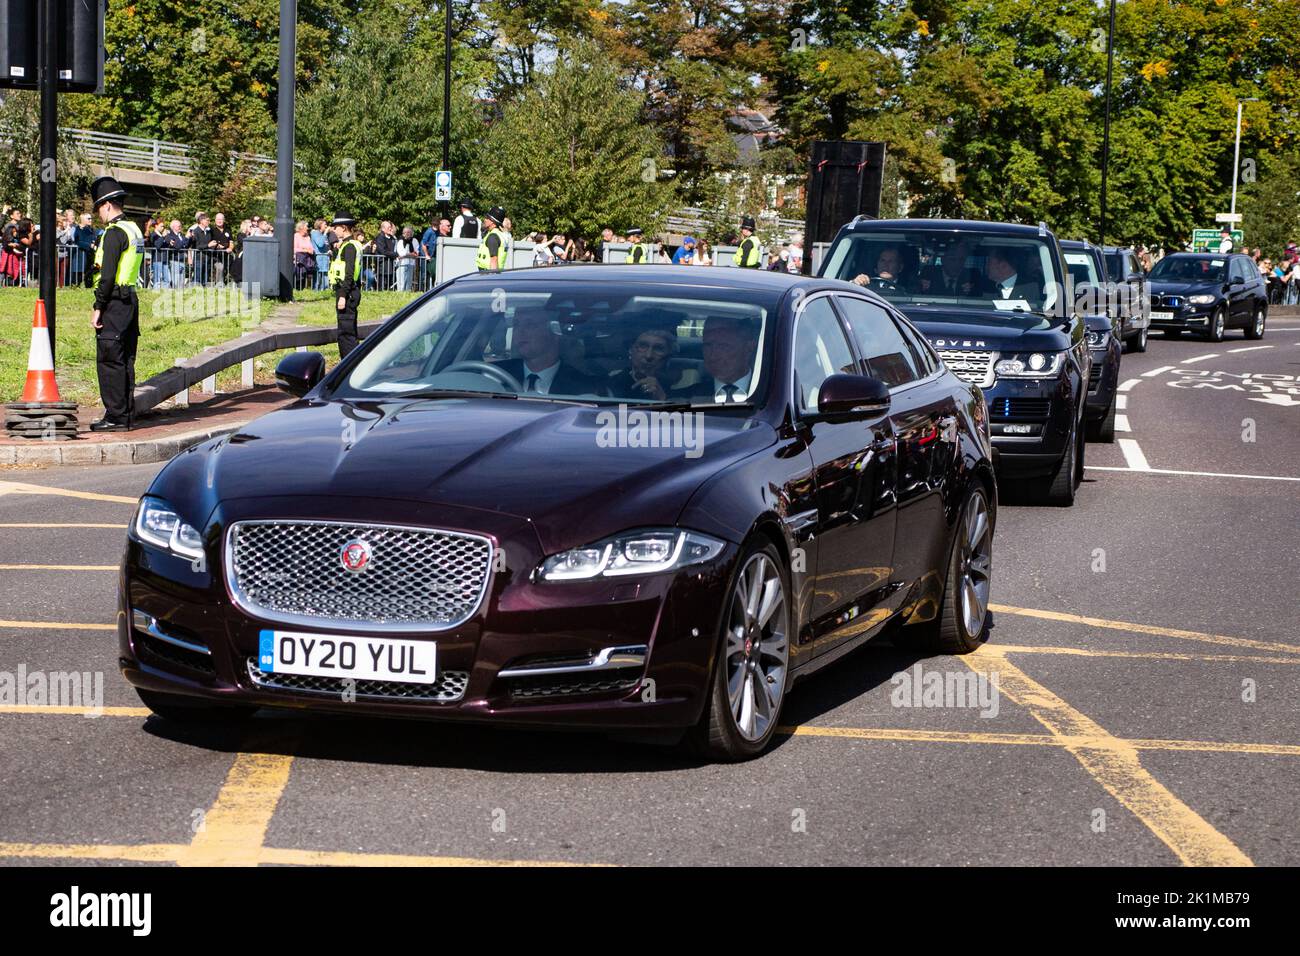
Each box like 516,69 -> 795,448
1229,276 -> 1245,286
816,374 -> 891,419
275,351 -> 326,396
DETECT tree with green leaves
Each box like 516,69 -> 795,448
477,43 -> 678,238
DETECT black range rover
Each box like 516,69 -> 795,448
1061,239 -> 1121,443
820,218 -> 1089,505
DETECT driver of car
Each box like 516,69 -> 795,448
669,315 -> 760,403
610,327 -> 678,400
494,309 -> 607,395
850,246 -> 905,293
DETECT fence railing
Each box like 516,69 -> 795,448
63,127 -> 276,176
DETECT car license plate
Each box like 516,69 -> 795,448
1150,310 -> 1175,320
258,630 -> 437,684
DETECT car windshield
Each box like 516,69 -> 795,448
1063,250 -> 1101,286
1149,257 -> 1228,283
821,228 -> 1063,316
1103,253 -> 1122,278
333,281 -> 776,407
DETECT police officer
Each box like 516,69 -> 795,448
734,215 -> 761,268
452,200 -> 479,240
88,176 -> 144,431
328,212 -> 364,358
476,207 -> 507,272
1217,226 -> 1235,254
624,227 -> 652,264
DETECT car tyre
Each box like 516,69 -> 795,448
904,484 -> 993,654
1086,397 -> 1116,443
1206,307 -> 1226,343
690,539 -> 792,761
135,688 -> 257,724
1244,305 -> 1266,340
1125,326 -> 1148,353
1035,417 -> 1080,506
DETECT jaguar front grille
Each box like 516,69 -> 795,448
226,520 -> 493,632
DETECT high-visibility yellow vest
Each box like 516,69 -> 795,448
476,228 -> 506,271
94,219 -> 144,290
625,243 -> 651,264
328,238 -> 364,287
733,236 -> 760,267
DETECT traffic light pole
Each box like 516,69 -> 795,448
39,0 -> 59,360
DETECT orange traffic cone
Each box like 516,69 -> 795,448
20,299 -> 61,403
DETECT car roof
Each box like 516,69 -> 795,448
449,264 -> 810,293
1161,252 -> 1237,259
843,217 -> 1052,237
1060,239 -> 1101,253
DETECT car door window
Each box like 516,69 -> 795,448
834,295 -> 923,388
793,297 -> 857,412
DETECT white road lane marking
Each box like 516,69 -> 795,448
1181,353 -> 1220,364
1141,366 -> 1175,377
1227,345 -> 1273,353
1115,414 -> 1131,432
1118,378 -> 1143,392
1115,395 -> 1127,410
1117,438 -> 1150,471
1088,465 -> 1300,483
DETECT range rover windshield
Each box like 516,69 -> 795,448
823,229 -> 1063,317
333,281 -> 776,407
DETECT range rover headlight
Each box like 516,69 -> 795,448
1085,330 -> 1105,348
1187,294 -> 1216,305
538,529 -> 725,581
994,351 -> 1065,378
132,495 -> 206,561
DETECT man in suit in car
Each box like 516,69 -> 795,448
669,314 -> 760,404
494,309 -> 608,396
982,248 -> 1041,304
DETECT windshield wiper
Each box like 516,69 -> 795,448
400,388 -> 518,400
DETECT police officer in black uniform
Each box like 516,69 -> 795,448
328,212 -> 364,358
89,176 -> 144,431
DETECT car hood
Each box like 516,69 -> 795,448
898,306 -> 1072,350
1148,279 -> 1223,297
152,397 -> 776,552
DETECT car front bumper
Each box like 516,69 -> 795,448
117,506 -> 738,731
984,374 -> 1077,477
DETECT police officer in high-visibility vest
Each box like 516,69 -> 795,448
88,176 -> 144,431
625,227 -> 651,264
328,212 -> 364,358
734,215 -> 761,268
476,207 -> 508,272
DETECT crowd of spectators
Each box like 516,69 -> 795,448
1248,243 -> 1300,305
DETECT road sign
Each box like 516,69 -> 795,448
1215,212 -> 1243,223
1191,228 -> 1243,252
435,169 -> 452,202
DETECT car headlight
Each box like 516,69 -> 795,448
1187,294 -> 1216,305
132,495 -> 205,561
1085,330 -> 1105,348
994,351 -> 1065,378
538,529 -> 725,581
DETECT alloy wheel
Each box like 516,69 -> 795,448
724,553 -> 789,742
959,493 -> 993,637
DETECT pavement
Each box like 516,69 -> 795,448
0,387 -> 294,467
0,314 -> 1298,866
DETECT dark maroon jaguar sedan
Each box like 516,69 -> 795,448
119,266 -> 996,759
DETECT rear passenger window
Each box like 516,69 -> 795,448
834,295 -> 923,388
793,298 -> 856,412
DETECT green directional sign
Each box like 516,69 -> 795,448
1191,228 -> 1243,252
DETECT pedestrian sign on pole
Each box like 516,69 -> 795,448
436,170 -> 452,202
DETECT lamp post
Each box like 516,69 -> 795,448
276,0 -> 297,301
443,1 -> 451,175
1098,0 -> 1117,250
1229,98 -> 1259,219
